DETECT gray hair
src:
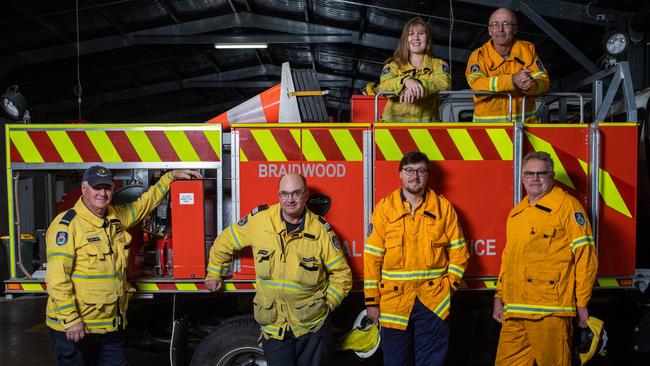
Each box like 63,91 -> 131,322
522,151 -> 554,172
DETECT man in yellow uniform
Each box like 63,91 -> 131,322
364,151 -> 469,366
493,151 -> 598,365
205,173 -> 352,366
466,8 -> 550,122
46,166 -> 201,365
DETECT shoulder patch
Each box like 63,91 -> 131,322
331,235 -> 340,250
55,231 -> 68,246
535,59 -> 545,72
574,212 -> 586,227
469,64 -> 480,73
367,223 -> 373,236
381,66 -> 391,76
238,215 -> 248,226
251,204 -> 269,216
59,209 -> 76,226
441,63 -> 450,74
318,216 -> 332,231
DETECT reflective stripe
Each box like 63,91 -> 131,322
71,272 -> 119,280
448,263 -> 464,278
230,225 -> 243,250
489,76 -> 497,92
571,236 -> 595,251
325,255 -> 344,270
448,238 -> 466,249
128,203 -> 136,222
207,264 -> 228,276
54,302 -> 75,312
433,293 -> 451,316
503,303 -> 576,315
261,324 -> 283,336
364,243 -> 385,257
380,268 -> 446,281
257,278 -> 314,293
47,252 -> 75,261
364,279 -> 378,289
327,286 -> 343,302
380,312 -> 409,327
291,318 -> 322,337
155,181 -> 164,195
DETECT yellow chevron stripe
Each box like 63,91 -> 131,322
300,130 -> 326,161
525,132 -> 575,189
176,283 -> 198,291
125,131 -> 161,162
46,131 -> 83,162
164,131 -> 200,161
375,130 -> 403,161
203,130 -> 222,160
86,131 -> 122,162
239,148 -> 249,162
448,129 -> 483,160
10,131 -> 44,162
578,159 -> 632,218
597,278 -> 619,287
484,280 -> 497,289
137,283 -> 159,291
22,283 -> 45,291
223,283 -> 237,291
486,129 -> 513,160
409,129 -> 444,160
251,130 -> 286,161
329,129 -> 362,161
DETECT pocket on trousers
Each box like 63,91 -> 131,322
253,294 -> 278,325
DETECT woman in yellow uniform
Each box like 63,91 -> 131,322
379,17 -> 451,123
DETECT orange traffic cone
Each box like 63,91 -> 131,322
206,84 -> 281,129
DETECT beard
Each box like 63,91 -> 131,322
404,179 -> 425,195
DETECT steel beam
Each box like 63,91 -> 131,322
132,34 -> 354,44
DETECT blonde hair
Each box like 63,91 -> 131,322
387,17 -> 433,68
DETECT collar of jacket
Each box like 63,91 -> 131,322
483,38 -> 528,71
510,186 -> 567,216
73,198 -> 110,228
267,204 -> 321,239
385,188 -> 440,223
392,54 -> 435,73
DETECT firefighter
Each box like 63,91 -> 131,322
493,151 -> 598,365
45,166 -> 201,366
466,8 -> 550,122
205,173 -> 352,366
364,151 -> 469,366
378,17 -> 451,122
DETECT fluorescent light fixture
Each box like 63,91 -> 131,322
214,43 -> 268,49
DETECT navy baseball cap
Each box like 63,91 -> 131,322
82,165 -> 114,187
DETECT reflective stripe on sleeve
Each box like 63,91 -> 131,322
364,279 -> 378,289
571,236 -> 595,251
47,252 -> 75,261
364,243 -> 385,257
327,286 -> 343,302
325,255 -> 344,270
448,263 -> 465,278
230,225 -> 243,250
379,312 -> 409,327
448,238 -> 466,250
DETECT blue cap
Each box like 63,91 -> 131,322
82,165 -> 114,187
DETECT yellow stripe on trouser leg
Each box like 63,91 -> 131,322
496,317 -> 572,366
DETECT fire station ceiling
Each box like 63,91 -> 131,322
0,0 -> 647,123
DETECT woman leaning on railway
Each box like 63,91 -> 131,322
378,17 -> 451,123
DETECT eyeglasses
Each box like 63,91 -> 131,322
522,171 -> 552,179
279,190 -> 305,200
488,21 -> 517,29
402,168 -> 429,177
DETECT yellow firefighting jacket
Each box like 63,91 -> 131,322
496,186 -> 598,320
45,172 -> 175,333
378,55 -> 451,122
466,39 -> 550,122
364,189 -> 469,330
206,204 -> 352,340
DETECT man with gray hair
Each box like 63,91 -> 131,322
493,151 -> 598,365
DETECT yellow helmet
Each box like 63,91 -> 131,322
336,310 -> 381,358
574,316 -> 607,365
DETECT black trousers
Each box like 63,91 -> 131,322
261,323 -> 333,366
50,329 -> 129,366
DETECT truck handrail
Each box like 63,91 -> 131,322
374,90 -> 513,123
521,92 -> 585,123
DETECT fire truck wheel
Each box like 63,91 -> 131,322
190,315 -> 266,366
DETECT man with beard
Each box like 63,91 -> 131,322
205,173 -> 352,366
364,151 -> 469,366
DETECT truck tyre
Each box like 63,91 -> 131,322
190,315 -> 267,366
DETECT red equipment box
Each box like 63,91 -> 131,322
170,180 -> 206,279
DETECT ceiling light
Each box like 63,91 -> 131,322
214,43 -> 268,49
603,31 -> 629,56
1,85 -> 27,121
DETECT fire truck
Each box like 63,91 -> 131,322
2,62 -> 649,365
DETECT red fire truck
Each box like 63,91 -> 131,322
3,62 -> 649,365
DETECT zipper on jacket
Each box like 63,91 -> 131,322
278,233 -> 286,263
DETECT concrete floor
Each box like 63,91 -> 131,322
0,295 -> 168,366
